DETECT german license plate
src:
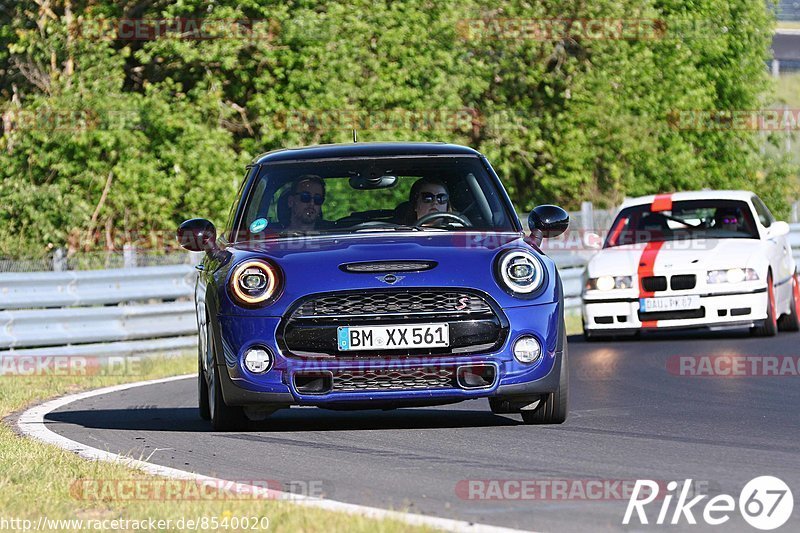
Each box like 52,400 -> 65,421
337,323 -> 449,351
639,296 -> 700,313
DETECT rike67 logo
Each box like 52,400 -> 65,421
623,477 -> 793,530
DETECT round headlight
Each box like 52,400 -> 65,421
498,251 -> 544,294
513,336 -> 542,364
595,275 -> 615,291
244,347 -> 272,374
230,260 -> 279,306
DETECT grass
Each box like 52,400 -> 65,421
0,355 -> 432,532
774,72 -> 800,107
565,311 -> 584,337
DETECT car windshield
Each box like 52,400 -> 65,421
235,156 -> 518,239
605,199 -> 759,248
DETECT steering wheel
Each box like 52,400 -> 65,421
415,212 -> 471,228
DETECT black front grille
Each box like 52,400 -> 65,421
282,289 -> 505,358
293,291 -> 492,319
670,275 -> 697,290
642,276 -> 668,292
638,307 -> 706,321
331,367 -> 456,392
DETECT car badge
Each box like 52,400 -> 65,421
454,297 -> 471,311
377,274 -> 404,285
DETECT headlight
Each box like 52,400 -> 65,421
230,259 -> 279,306
497,250 -> 544,294
707,268 -> 758,284
586,276 -> 633,291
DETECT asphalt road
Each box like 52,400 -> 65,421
43,330 -> 800,532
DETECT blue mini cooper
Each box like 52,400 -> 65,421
178,142 -> 570,430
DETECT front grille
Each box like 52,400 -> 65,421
283,289 -> 505,358
641,276 -> 668,292
670,275 -> 697,290
332,367 -> 456,392
293,291 -> 492,319
638,307 -> 706,321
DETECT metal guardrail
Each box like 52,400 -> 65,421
1,224 -> 798,356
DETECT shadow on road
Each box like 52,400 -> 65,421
46,405 -> 525,433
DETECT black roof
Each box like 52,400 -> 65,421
251,142 -> 482,164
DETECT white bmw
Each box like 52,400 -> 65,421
581,190 -> 799,339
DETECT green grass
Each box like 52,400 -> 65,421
774,72 -> 800,107
565,311 -> 584,337
0,355 -> 432,532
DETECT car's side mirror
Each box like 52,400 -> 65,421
767,221 -> 790,238
528,205 -> 570,244
177,218 -> 218,253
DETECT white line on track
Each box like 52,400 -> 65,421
17,374 -> 533,533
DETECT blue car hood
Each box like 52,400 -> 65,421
219,232 -> 559,315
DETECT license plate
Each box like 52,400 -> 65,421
337,323 -> 449,351
639,296 -> 700,313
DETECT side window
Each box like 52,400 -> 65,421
751,196 -> 774,228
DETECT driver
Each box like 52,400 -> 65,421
287,175 -> 326,231
408,177 -> 450,224
714,208 -> 740,233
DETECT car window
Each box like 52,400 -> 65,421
605,199 -> 759,247
235,156 -> 516,239
751,195 -> 774,228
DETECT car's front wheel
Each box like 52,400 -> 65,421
752,273 -> 778,337
520,339 -> 568,425
208,363 -> 248,431
777,273 -> 800,332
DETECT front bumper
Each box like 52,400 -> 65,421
214,302 -> 563,407
582,287 -> 768,332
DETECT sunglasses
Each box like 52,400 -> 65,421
722,217 -> 738,224
294,191 -> 324,205
419,192 -> 449,205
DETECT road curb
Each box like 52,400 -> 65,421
16,374 -> 532,533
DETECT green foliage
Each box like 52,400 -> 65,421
0,0 -> 795,257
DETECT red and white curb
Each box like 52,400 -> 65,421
16,374 -> 532,533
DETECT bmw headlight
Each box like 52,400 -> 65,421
707,268 -> 758,284
497,250 -> 544,295
230,259 -> 280,306
586,276 -> 633,291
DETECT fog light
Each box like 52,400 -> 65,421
244,347 -> 272,373
513,336 -> 542,364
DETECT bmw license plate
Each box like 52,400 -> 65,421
337,323 -> 449,351
639,296 -> 700,313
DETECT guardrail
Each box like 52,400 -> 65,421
1,224 -> 798,356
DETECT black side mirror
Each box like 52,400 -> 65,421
528,205 -> 569,243
177,218 -> 217,253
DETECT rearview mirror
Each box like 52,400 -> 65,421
177,218 -> 217,253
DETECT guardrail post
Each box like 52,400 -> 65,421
52,248 -> 67,272
792,201 -> 799,223
580,201 -> 594,231
123,244 -> 137,268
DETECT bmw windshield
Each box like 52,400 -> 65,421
235,156 -> 519,240
604,199 -> 759,248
